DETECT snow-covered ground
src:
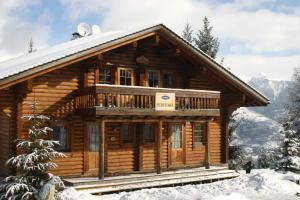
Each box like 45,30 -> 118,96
57,169 -> 300,200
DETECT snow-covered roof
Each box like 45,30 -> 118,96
0,25 -> 157,80
0,24 -> 269,105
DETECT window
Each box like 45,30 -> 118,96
144,124 -> 154,143
163,74 -> 172,88
171,124 -> 182,149
88,123 -> 99,152
122,124 -> 133,143
99,65 -> 111,84
194,123 -> 205,147
119,68 -> 133,85
147,70 -> 160,87
52,124 -> 69,151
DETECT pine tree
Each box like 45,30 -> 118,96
0,102 -> 66,200
182,22 -> 193,43
28,38 -> 34,53
277,119 -> 300,172
194,16 -> 220,59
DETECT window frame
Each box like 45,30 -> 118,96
51,123 -> 71,152
146,70 -> 160,87
118,67 -> 134,86
193,122 -> 206,148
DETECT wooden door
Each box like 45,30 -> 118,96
169,124 -> 184,167
87,122 -> 99,172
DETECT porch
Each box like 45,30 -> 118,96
71,84 -> 224,182
64,166 -> 239,195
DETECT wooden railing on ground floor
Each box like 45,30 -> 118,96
74,84 -> 220,116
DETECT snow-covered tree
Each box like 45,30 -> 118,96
182,22 -> 193,43
194,16 -> 219,59
277,119 -> 300,172
0,103 -> 65,200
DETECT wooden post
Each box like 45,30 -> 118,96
205,119 -> 210,169
99,120 -> 105,180
157,120 -> 162,174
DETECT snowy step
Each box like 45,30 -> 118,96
69,169 -> 239,194
65,166 -> 228,187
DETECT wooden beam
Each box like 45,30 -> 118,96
157,120 -> 162,174
98,120 -> 105,180
205,120 -> 211,169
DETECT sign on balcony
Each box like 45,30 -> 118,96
155,93 -> 175,111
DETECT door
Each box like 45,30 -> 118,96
87,122 -> 99,172
170,124 -> 184,166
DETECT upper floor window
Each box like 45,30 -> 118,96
144,124 -> 154,143
52,124 -> 69,151
119,68 -> 133,86
147,70 -> 160,87
194,123 -> 205,147
163,74 -> 172,88
99,65 -> 111,84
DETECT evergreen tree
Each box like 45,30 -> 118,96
28,38 -> 35,53
194,16 -> 220,59
277,119 -> 300,172
182,22 -> 193,43
0,102 -> 65,200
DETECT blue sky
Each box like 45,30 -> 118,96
1,0 -> 300,80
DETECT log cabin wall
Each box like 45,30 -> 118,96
19,63 -> 86,177
0,89 -> 16,176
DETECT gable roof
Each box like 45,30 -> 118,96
0,24 -> 269,105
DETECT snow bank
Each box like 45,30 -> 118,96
57,169 -> 300,200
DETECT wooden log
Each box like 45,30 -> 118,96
99,120 -> 105,179
157,120 -> 162,174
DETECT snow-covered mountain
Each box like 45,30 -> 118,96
229,74 -> 291,166
230,107 -> 282,156
247,73 -> 291,121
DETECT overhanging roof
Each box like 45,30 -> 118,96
0,24 -> 269,105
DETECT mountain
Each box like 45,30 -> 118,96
247,73 -> 291,121
230,107 -> 282,154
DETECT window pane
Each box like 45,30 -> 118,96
99,66 -> 111,84
88,124 -> 99,152
144,125 -> 154,142
52,125 -> 68,151
148,71 -> 159,87
122,125 -> 131,143
120,69 -> 132,86
172,124 -> 182,149
163,74 -> 172,88
194,123 -> 204,146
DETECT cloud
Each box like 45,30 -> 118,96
222,54 -> 300,80
0,0 -> 50,61
58,0 -> 300,54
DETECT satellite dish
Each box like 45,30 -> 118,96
77,23 -> 91,36
92,25 -> 101,35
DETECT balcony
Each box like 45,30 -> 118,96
74,84 -> 220,117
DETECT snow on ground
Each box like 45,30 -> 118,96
57,169 -> 300,200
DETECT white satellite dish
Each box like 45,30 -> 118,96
92,25 -> 101,35
77,22 -> 91,36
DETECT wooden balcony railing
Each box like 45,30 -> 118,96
74,84 -> 220,116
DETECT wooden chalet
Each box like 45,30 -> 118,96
0,24 -> 268,191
